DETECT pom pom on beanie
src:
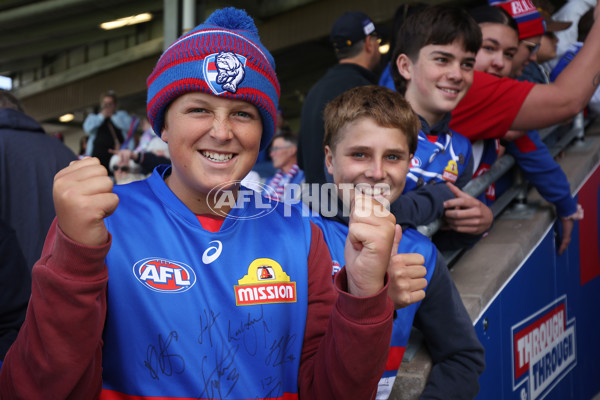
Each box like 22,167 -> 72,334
147,7 -> 280,150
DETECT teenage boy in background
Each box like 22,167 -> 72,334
390,5 -> 493,251
0,8 -> 396,399
314,84 -> 485,400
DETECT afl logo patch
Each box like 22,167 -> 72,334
410,157 -> 422,168
133,258 -> 196,293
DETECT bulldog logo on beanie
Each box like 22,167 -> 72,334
205,52 -> 247,94
147,7 -> 280,150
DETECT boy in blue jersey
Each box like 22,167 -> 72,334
314,84 -> 485,399
390,5 -> 494,251
0,8 -> 397,400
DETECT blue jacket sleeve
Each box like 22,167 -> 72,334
414,252 -> 485,400
455,150 -> 474,190
0,219 -> 31,361
506,130 -> 577,217
390,183 -> 454,229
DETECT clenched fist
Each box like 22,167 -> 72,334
53,157 -> 119,246
345,194 -> 397,297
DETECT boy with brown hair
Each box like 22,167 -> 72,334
312,84 -> 485,399
391,5 -> 494,251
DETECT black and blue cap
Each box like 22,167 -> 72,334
330,11 -> 377,50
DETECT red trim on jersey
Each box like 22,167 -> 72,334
385,346 -> 407,371
100,389 -> 299,400
196,214 -> 225,232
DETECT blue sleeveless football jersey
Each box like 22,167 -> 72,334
311,215 -> 437,399
101,167 -> 311,399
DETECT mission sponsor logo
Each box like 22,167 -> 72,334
133,258 -> 196,293
511,296 -> 576,400
235,258 -> 297,306
442,160 -> 458,183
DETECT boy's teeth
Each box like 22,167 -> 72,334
358,186 -> 382,196
202,151 -> 233,162
441,88 -> 458,94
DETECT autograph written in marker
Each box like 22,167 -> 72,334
199,340 -> 241,399
144,331 -> 186,380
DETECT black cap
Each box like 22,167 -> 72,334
330,11 -> 377,50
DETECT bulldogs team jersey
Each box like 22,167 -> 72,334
101,167 -> 311,399
311,215 -> 437,400
404,129 -> 472,193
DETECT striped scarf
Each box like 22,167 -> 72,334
265,164 -> 300,200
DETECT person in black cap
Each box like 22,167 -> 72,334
297,11 -> 382,186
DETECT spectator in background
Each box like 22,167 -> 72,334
548,8 -> 600,117
467,5 -> 520,206
112,117 -> 171,177
0,218 -> 31,368
469,3 -> 583,255
78,135 -> 88,158
543,0 -> 595,73
298,10 -> 382,185
0,89 -> 77,270
264,130 -> 304,200
83,90 -> 134,172
448,0 -> 600,142
134,117 -> 160,154
500,1 -> 584,254
108,154 -> 146,185
503,0 -> 571,81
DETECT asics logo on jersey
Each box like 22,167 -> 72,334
133,258 -> 197,293
202,240 -> 223,264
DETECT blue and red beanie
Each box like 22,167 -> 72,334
147,7 -> 280,150
490,0 -> 545,39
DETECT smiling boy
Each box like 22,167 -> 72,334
390,5 -> 493,250
0,8 -> 396,400
313,85 -> 485,399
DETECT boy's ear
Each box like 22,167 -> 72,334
396,54 -> 412,81
324,145 -> 335,176
161,126 -> 168,143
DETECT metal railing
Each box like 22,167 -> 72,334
400,112 -> 590,364
416,112 -> 588,266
